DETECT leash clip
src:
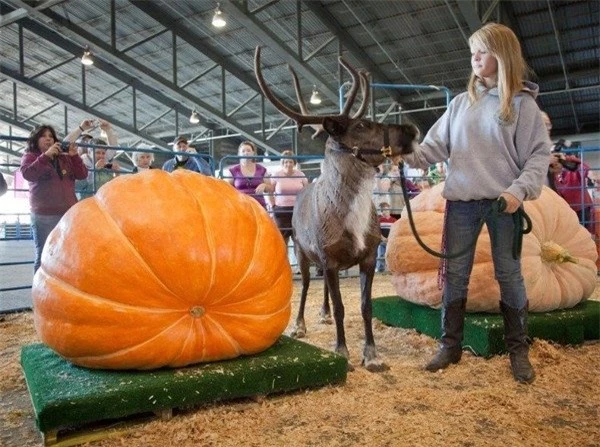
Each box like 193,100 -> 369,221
351,146 -> 359,157
380,146 -> 392,157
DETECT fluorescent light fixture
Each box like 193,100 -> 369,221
81,46 -> 94,66
189,110 -> 200,124
212,3 -> 226,28
310,86 -> 322,105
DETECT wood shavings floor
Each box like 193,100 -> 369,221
1,276 -> 598,446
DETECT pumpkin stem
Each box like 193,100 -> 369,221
189,306 -> 205,318
540,241 -> 578,264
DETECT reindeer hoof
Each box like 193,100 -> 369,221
362,358 -> 388,373
319,314 -> 333,325
290,327 -> 306,338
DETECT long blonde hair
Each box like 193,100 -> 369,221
467,23 -> 528,123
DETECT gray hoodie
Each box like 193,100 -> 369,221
404,81 -> 552,202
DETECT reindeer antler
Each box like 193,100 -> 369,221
352,71 -> 370,119
254,46 -> 370,133
289,66 -> 324,139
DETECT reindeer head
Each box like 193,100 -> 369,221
254,46 -> 417,167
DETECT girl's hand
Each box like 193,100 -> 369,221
95,159 -> 107,169
499,192 -> 521,214
44,143 -> 61,159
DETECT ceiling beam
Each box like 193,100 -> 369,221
455,0 -> 482,34
4,4 -> 283,154
227,1 -> 338,102
18,11 -> 215,129
0,0 -> 66,28
304,1 -> 409,103
481,0 -> 501,23
31,8 -> 281,154
304,1 -> 432,129
0,110 -> 30,158
546,0 -> 580,133
129,1 -> 261,93
0,65 -> 171,148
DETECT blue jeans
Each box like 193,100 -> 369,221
444,200 -> 527,309
31,213 -> 62,273
376,242 -> 386,271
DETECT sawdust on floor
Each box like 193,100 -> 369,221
0,275 -> 598,446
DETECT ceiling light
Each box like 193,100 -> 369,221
212,3 -> 226,28
81,46 -> 94,66
189,110 -> 200,124
310,86 -> 322,105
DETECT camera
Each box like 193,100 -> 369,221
558,158 -> 580,171
551,138 -> 570,153
60,141 -> 70,152
552,139 -> 580,171
104,163 -> 113,169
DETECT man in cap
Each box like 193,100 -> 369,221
162,136 -> 212,175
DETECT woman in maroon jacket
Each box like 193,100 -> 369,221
20,123 -> 90,272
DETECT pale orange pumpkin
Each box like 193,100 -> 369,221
33,170 -> 292,369
387,183 -> 597,312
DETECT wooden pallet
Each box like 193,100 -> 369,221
373,296 -> 600,357
21,337 -> 347,446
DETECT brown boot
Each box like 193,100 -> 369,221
425,299 -> 466,372
500,301 -> 535,384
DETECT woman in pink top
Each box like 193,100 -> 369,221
268,150 -> 308,243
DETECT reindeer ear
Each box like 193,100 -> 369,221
323,117 -> 349,137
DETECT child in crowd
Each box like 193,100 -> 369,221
376,202 -> 397,273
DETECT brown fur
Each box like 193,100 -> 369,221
291,120 -> 417,371
253,45 -> 417,370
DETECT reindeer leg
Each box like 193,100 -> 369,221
319,277 -> 333,324
324,268 -> 352,370
290,248 -> 310,338
359,258 -> 387,372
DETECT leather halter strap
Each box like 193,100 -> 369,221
329,125 -> 393,162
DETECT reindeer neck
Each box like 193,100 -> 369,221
317,138 -> 376,211
322,138 -> 376,184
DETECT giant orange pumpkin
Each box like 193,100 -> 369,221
33,170 -> 292,370
387,183 -> 597,312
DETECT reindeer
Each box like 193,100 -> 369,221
254,47 -> 417,371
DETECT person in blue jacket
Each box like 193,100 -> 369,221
162,136 -> 211,175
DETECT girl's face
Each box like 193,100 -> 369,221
239,144 -> 255,158
471,44 -> 498,86
136,153 -> 152,168
37,129 -> 56,151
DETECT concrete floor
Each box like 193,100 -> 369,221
0,239 -> 35,313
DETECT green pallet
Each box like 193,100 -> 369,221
373,297 -> 600,357
21,336 -> 347,433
